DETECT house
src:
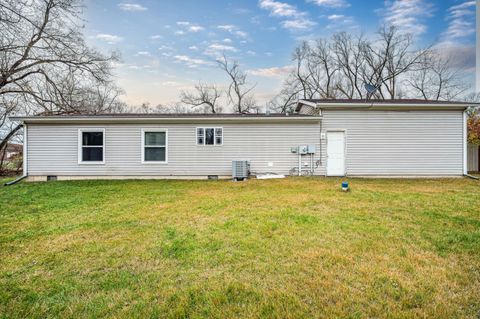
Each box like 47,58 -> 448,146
0,143 -> 22,161
11,99 -> 473,181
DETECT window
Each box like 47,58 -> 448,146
197,127 -> 222,146
142,129 -> 167,163
78,129 -> 105,164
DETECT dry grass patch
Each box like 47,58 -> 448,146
0,177 -> 479,318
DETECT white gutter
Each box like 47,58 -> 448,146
317,103 -> 471,108
10,115 -> 322,124
297,99 -> 474,110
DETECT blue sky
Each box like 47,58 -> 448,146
84,0 -> 476,106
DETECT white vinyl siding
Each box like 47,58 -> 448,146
25,110 -> 465,178
319,109 -> 464,176
27,122 -> 321,177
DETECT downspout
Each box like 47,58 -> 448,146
462,110 -> 478,179
4,123 -> 27,186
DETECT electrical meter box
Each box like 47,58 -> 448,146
307,144 -> 316,154
299,145 -> 308,154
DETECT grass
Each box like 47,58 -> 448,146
0,177 -> 479,318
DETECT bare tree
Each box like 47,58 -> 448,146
0,0 -> 121,171
217,55 -> 257,113
274,25 -> 456,104
360,26 -> 428,99
406,50 -> 468,101
332,32 -> 366,99
180,83 -> 222,113
291,41 -> 311,99
267,83 -> 301,114
308,40 -> 338,98
131,102 -> 202,114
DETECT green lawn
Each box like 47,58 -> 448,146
1,178 -> 479,318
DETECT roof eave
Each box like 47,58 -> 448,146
297,100 -> 472,111
10,115 -> 323,124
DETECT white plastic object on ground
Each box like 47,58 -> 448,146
256,174 -> 286,179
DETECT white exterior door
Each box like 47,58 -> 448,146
327,131 -> 345,176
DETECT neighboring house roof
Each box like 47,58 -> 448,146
11,113 -> 321,124
296,99 -> 477,112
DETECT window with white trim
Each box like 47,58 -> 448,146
79,129 -> 104,163
197,127 -> 222,145
142,129 -> 167,163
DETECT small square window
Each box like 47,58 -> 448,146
196,127 -> 223,146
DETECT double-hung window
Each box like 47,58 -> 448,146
197,127 -> 223,146
78,129 -> 105,164
142,129 -> 167,163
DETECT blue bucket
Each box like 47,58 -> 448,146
341,181 -> 349,191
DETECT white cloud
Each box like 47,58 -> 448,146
440,1 -> 475,44
325,14 -> 355,30
160,81 -> 182,87
381,0 -> 434,35
176,21 -> 204,33
217,25 -> 249,39
158,45 -> 174,51
188,45 -> 199,51
135,51 -> 152,57
258,0 -> 315,31
258,0 -> 303,17
188,25 -> 205,32
328,14 -> 345,20
150,35 -> 162,40
118,3 -> 147,11
204,43 -> 239,58
223,38 -> 233,43
248,66 -> 293,77
282,19 -> 316,30
208,43 -> 238,52
246,50 -> 257,56
234,30 -> 248,38
308,0 -> 350,8
217,25 -> 236,32
93,33 -> 123,44
174,55 -> 212,68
